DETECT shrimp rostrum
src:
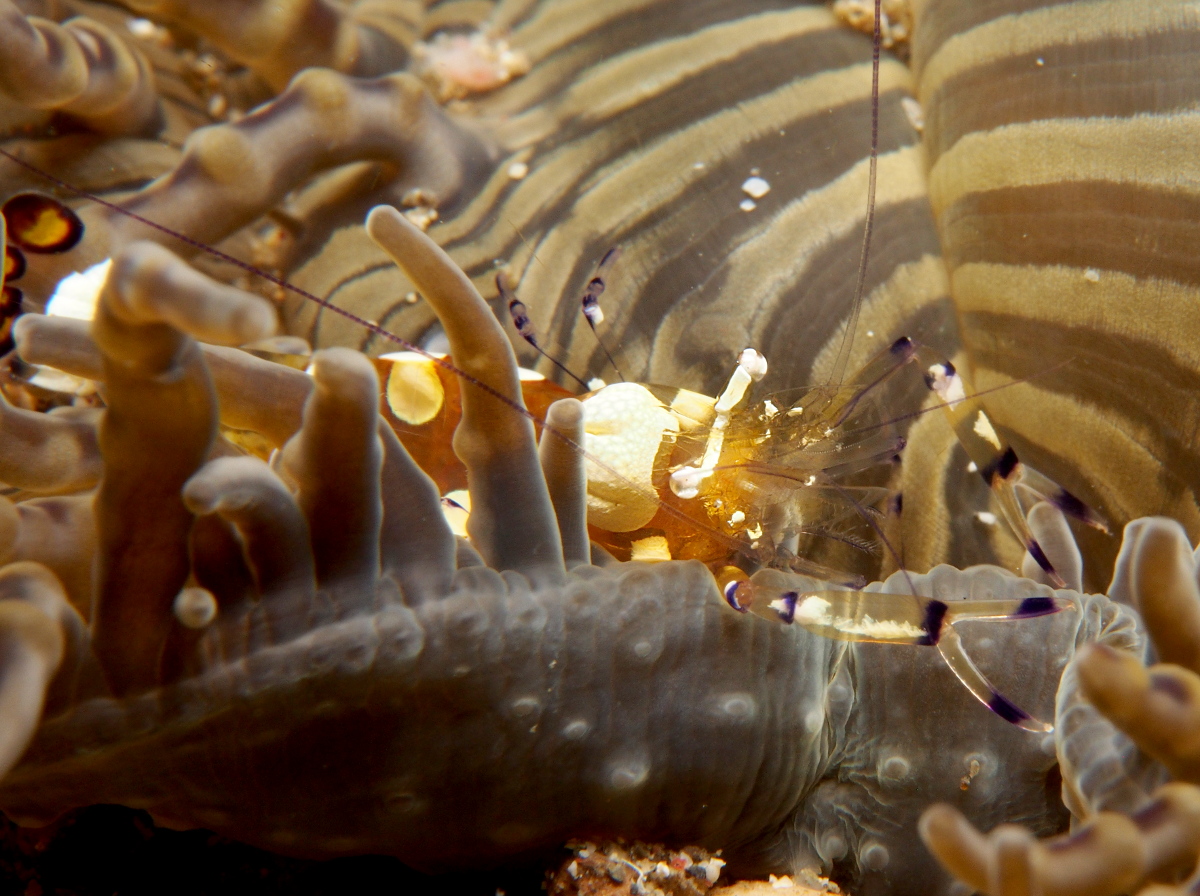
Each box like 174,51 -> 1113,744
0,206 -> 1167,896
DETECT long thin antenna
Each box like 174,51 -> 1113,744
580,246 -> 625,382
826,0 -> 882,389
497,271 -> 589,390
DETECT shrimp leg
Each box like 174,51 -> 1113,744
724,572 -> 1075,732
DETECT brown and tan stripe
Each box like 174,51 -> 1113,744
912,0 -> 1200,584
291,1 -> 955,402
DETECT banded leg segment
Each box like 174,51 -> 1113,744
726,565 -> 1071,732
898,337 -> 1108,587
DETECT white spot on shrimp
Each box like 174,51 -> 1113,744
507,161 -> 528,179
804,707 -> 825,734
562,719 -> 591,741
739,198 -> 757,212
975,511 -> 998,526
973,411 -> 1003,449
631,640 -> 654,660
860,841 -> 890,871
742,176 -> 770,198
1084,267 -> 1101,282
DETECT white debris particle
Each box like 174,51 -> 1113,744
566,861 -> 579,879
174,587 -> 218,629
586,377 -> 606,391
693,161 -> 706,170
866,330 -> 874,337
127,17 -> 158,37
701,857 -> 726,884
976,511 -> 998,526
770,874 -> 795,888
728,510 -> 746,527
740,198 -> 757,212
763,399 -> 780,417
1084,267 -> 1100,282
47,258 -> 111,320
507,161 -> 528,179
742,175 -> 771,199
966,461 -> 978,473
901,95 -> 925,132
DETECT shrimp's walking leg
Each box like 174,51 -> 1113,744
910,339 -> 1108,588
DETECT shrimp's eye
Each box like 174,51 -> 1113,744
2,193 -> 84,254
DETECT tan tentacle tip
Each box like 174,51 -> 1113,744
307,346 -> 382,399
1077,643 -> 1200,783
0,562 -> 68,780
920,802 -> 1148,896
107,242 -> 277,346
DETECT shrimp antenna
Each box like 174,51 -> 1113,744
579,246 -> 625,382
496,272 -> 589,390
825,0 -> 882,390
